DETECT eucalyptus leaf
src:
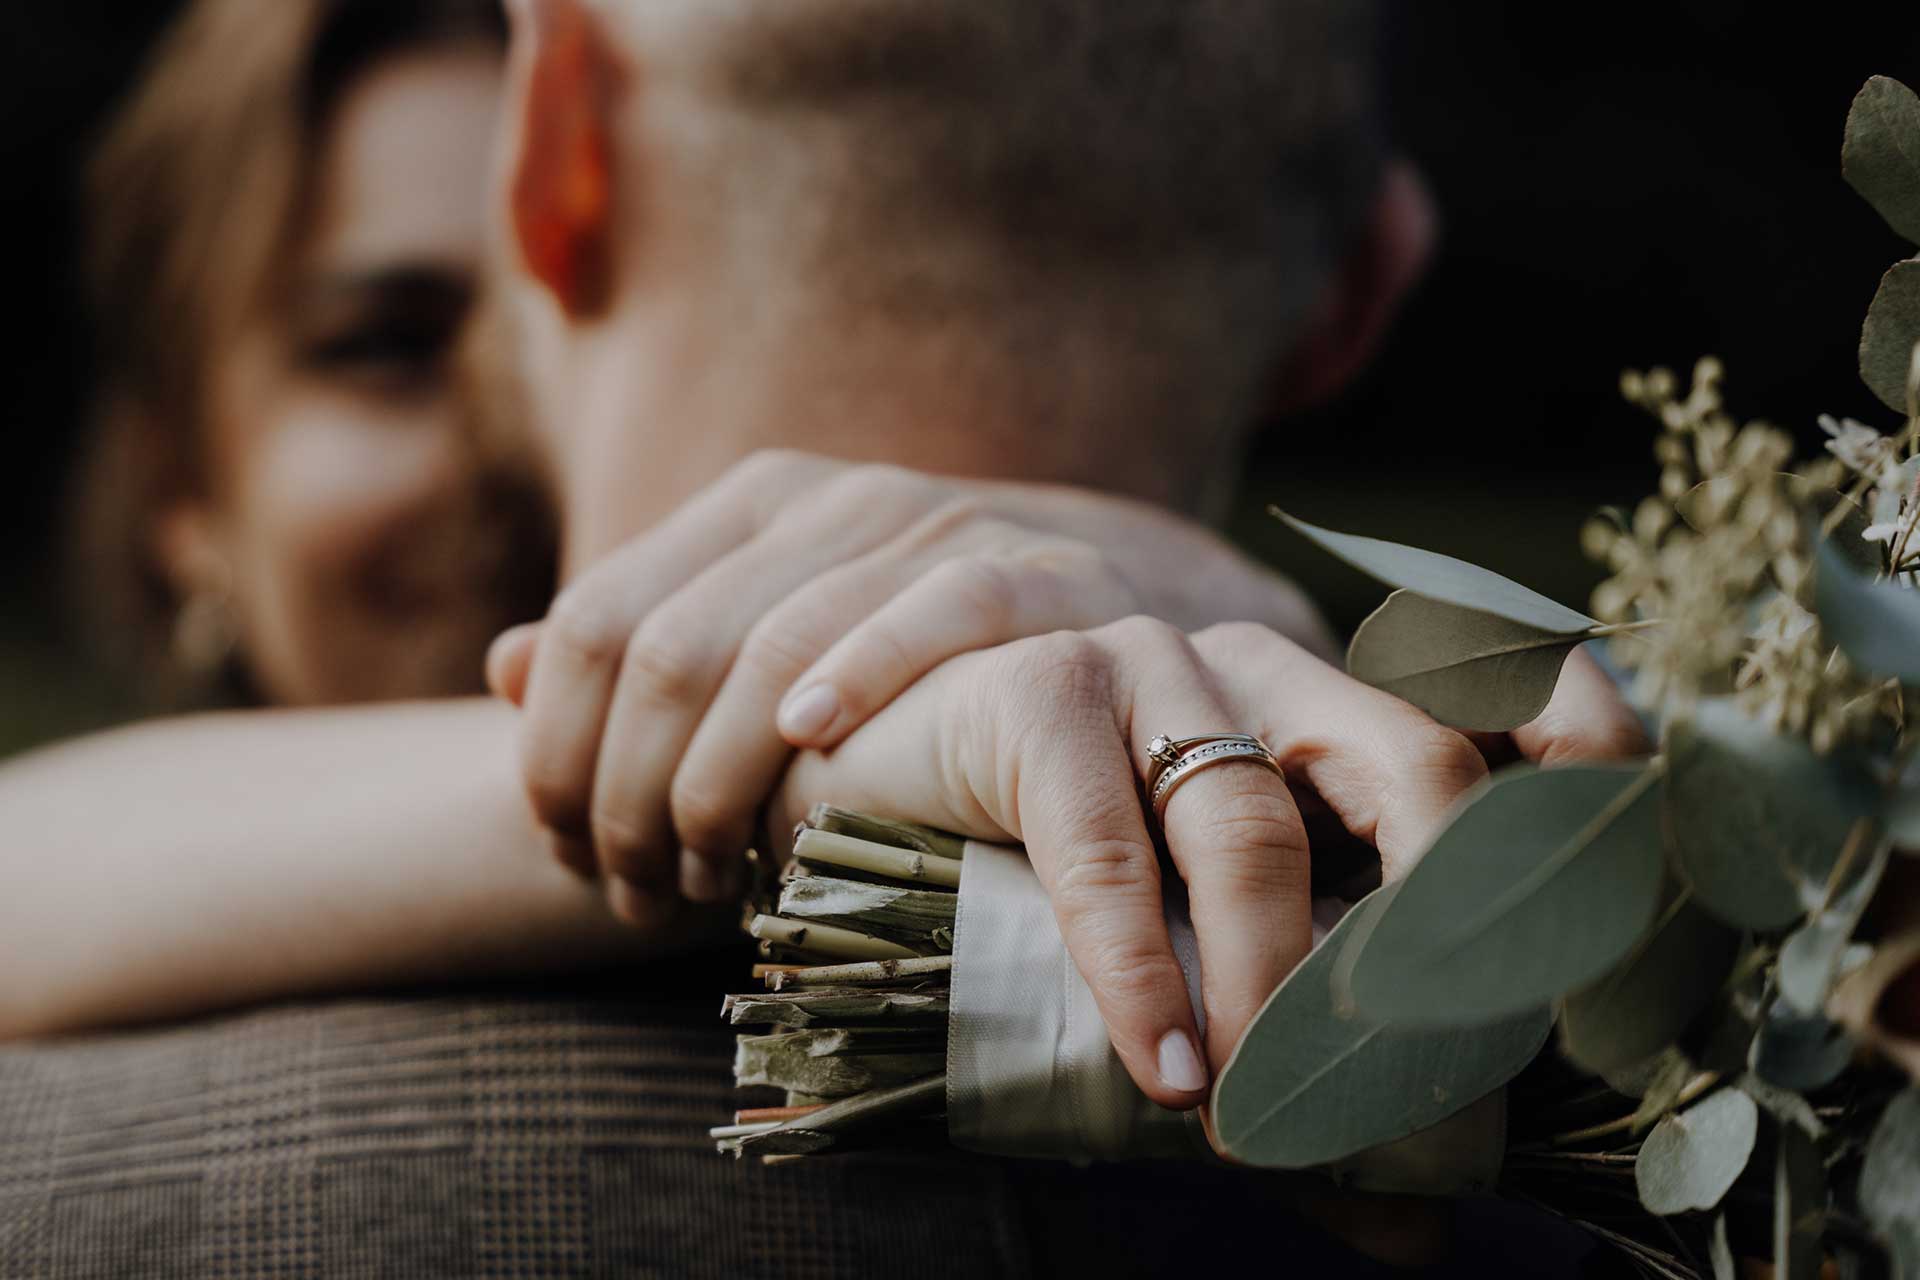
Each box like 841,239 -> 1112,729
1774,1121 -> 1827,1280
1860,259 -> 1920,415
1779,839 -> 1892,1015
1634,1087 -> 1760,1216
1212,888 -> 1551,1169
1560,883 -> 1740,1075
1843,76 -> 1920,246
1815,532 -> 1920,683
1664,698 -> 1881,930
1752,1005 -> 1854,1092
1346,591 -> 1585,732
1273,510 -> 1597,633
1346,763 -> 1665,1024
1860,1089 -> 1920,1278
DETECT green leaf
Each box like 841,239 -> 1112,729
1559,883 -> 1740,1075
1346,763 -> 1665,1024
1815,532 -> 1920,683
1273,510 -> 1597,633
1634,1087 -> 1760,1216
1752,1006 -> 1854,1092
1844,77 -> 1920,246
1779,839 -> 1892,1015
1346,591 -> 1585,732
1211,888 -> 1551,1169
1774,1121 -> 1827,1280
1664,699 -> 1881,930
1861,259 -> 1920,415
1860,1090 -> 1920,1278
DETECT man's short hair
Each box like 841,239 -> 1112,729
619,0 -> 1384,438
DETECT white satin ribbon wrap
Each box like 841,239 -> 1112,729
945,840 -> 1492,1189
946,838 -> 1205,1160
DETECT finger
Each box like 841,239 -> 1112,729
517,485 -> 762,852
486,623 -> 540,705
1510,647 -> 1649,766
590,482 -> 943,893
996,631 -> 1208,1109
1192,623 -> 1488,883
776,541 -> 1134,748
1098,617 -> 1313,1070
772,631 -> 1208,1105
667,509 -> 1037,877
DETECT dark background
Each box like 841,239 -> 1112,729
0,3 -> 1917,753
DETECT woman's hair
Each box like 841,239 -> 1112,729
75,0 -> 531,705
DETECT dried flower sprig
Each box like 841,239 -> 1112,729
1583,355 -> 1911,750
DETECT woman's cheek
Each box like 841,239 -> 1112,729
231,399 -> 468,704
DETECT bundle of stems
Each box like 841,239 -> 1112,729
715,806 -> 960,1160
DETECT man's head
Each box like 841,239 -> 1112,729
496,0 -> 1427,569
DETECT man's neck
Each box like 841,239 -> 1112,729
552,311 -> 1228,573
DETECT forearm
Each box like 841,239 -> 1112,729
0,699 -> 718,1040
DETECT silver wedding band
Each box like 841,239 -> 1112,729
1145,733 -> 1283,824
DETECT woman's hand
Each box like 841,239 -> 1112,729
774,620 -> 1647,1109
488,450 -> 1331,916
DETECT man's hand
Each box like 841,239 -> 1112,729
487,450 -> 1331,918
774,620 -> 1647,1109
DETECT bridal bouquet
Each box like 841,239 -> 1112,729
715,77 -> 1920,1279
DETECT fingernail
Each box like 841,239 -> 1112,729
679,849 -> 734,904
777,684 -> 840,741
1156,1029 -> 1208,1094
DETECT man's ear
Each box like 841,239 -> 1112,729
504,0 -> 622,319
1270,160 -> 1438,414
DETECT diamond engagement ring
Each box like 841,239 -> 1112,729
1145,733 -> 1283,824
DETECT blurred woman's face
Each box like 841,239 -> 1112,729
187,48 -> 537,705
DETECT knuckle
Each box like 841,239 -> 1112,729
827,461 -> 931,510
1398,722 -> 1490,795
524,768 -> 589,834
544,585 -> 629,667
1193,619 -> 1285,662
1095,613 -> 1191,663
619,622 -> 707,707
909,495 -> 998,546
733,447 -> 810,490
589,806 -> 656,876
931,555 -> 1019,633
1085,935 -> 1182,1012
1012,631 -> 1113,713
737,611 -> 832,688
1194,786 -> 1308,857
1052,836 -> 1158,910
669,775 -> 741,853
1193,798 -> 1312,896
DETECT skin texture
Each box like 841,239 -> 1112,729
493,0 -> 1651,1114
0,700 -> 719,1040
0,22 -> 1335,1043
168,50 -> 526,705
